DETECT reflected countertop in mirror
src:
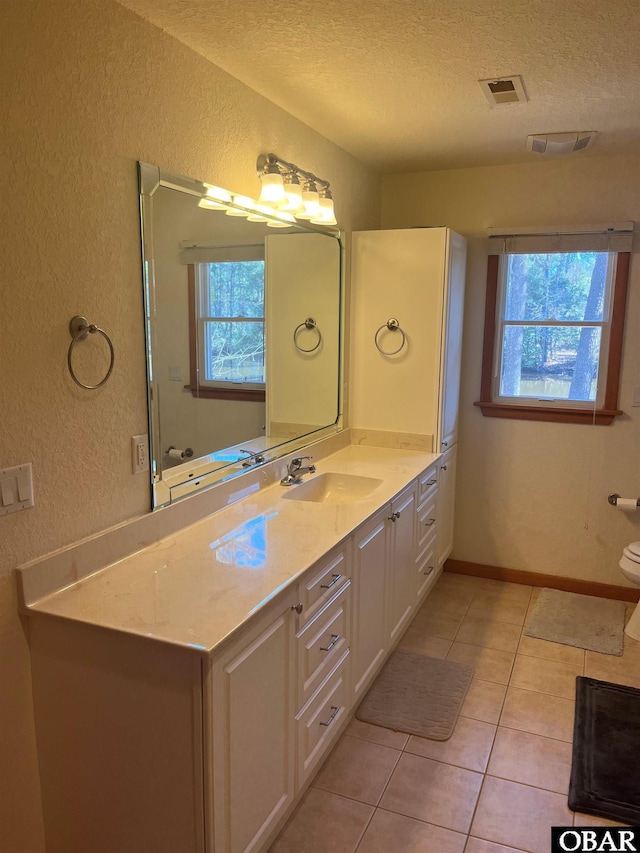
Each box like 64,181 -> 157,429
138,162 -> 344,508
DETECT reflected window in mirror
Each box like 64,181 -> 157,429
186,247 -> 266,402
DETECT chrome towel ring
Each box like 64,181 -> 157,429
67,315 -> 115,390
374,318 -> 406,355
293,317 -> 322,353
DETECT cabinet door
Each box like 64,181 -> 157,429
351,508 -> 389,700
438,232 -> 467,451
210,592 -> 296,853
437,445 -> 458,568
387,485 -> 417,645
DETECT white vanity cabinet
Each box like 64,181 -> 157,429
437,445 -> 457,569
416,462 -> 439,600
25,456 -> 443,853
350,227 -> 467,453
351,483 -> 417,700
207,589 -> 298,853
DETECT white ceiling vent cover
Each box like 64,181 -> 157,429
479,75 -> 527,106
526,131 -> 597,155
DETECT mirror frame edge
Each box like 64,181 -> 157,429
137,160 -> 346,510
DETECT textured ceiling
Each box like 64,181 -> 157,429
116,0 -> 640,172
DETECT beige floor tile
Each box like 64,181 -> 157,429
447,642 -> 515,684
270,787 -> 373,853
583,664 -> 640,689
419,586 -> 476,617
460,679 -> 508,725
500,687 -> 575,742
525,588 -> 541,623
517,634 -> 585,667
465,839 -> 528,853
586,642 -> 640,675
510,654 -> 582,700
467,580 -> 533,604
405,716 -> 496,772
357,808 -> 467,853
467,593 -> 529,626
312,735 -> 401,805
398,627 -> 454,658
409,607 -> 464,641
470,777 -> 573,853
345,718 -> 409,750
379,752 -> 483,834
455,616 -> 522,653
487,727 -> 573,794
437,572 -> 485,592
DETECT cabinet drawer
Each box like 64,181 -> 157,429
418,464 -> 438,506
296,581 -> 351,709
296,658 -> 349,786
416,495 -> 437,553
298,543 -> 350,628
416,537 -> 438,602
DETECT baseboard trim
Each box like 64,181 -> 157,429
444,559 -> 640,603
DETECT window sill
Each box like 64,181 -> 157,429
473,401 -> 623,425
185,385 -> 265,403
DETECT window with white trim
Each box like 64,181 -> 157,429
182,243 -> 266,402
476,226 -> 632,425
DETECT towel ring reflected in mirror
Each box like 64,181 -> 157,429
293,317 -> 322,353
374,318 -> 406,356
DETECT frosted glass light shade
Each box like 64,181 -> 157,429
258,171 -> 286,205
280,177 -> 303,211
297,183 -> 320,219
225,195 -> 255,216
311,196 -> 337,225
200,185 -> 232,209
267,211 -> 296,228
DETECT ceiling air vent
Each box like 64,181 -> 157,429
479,75 -> 527,106
526,131 -> 597,155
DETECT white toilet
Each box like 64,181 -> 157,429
620,541 -> 640,640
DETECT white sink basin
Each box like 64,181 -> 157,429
282,472 -> 383,504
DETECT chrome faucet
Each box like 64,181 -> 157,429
239,449 -> 266,467
280,456 -> 316,486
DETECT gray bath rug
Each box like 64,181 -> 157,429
356,651 -> 473,740
524,588 -> 625,656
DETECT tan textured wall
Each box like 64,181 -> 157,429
382,155 -> 640,584
0,2 -> 379,849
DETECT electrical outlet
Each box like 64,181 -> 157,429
131,434 -> 149,474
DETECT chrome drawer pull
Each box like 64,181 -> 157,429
320,634 -> 341,652
423,565 -> 434,576
424,518 -> 436,527
425,478 -> 436,486
320,706 -> 340,727
320,573 -> 342,589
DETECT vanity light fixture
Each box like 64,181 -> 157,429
256,153 -> 337,225
225,195 -> 256,217
311,188 -> 338,226
257,160 -> 286,205
198,184 -> 232,209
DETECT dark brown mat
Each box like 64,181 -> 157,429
356,651 -> 473,741
569,676 -> 640,824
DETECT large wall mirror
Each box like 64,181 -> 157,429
139,162 -> 343,508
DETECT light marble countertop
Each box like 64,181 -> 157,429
25,444 -> 438,654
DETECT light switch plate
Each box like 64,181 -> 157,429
0,463 -> 34,516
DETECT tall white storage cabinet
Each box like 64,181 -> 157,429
349,227 -> 467,567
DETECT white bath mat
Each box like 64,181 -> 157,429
524,588 -> 626,656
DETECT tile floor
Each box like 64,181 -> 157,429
271,572 -> 638,853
